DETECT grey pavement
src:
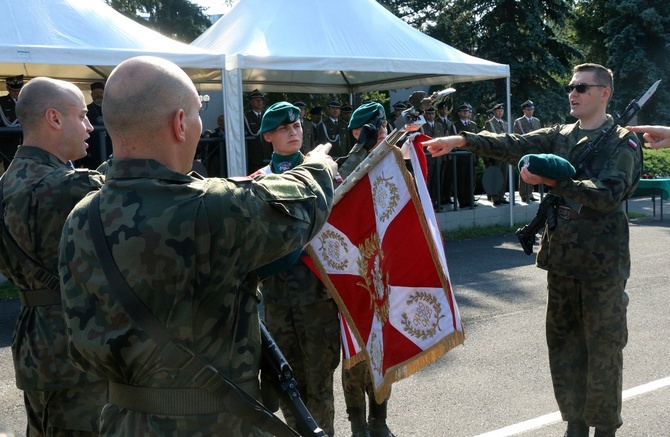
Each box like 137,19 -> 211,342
0,196 -> 668,436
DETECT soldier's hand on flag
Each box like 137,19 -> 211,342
626,125 -> 670,149
305,143 -> 338,174
422,135 -> 466,157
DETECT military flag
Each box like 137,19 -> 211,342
307,134 -> 464,403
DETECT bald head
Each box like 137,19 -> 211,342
104,56 -> 200,144
16,77 -> 83,131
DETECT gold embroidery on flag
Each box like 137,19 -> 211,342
317,229 -> 349,271
357,232 -> 390,324
400,291 -> 445,340
369,329 -> 384,377
372,171 -> 400,222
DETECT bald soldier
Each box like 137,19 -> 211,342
59,56 -> 337,436
0,78 -> 106,435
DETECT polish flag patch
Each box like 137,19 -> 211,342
628,139 -> 639,150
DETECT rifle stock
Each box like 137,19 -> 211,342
516,195 -> 560,255
261,322 -> 328,437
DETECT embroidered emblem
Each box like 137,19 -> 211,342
372,171 -> 400,222
400,291 -> 445,341
357,232 -> 390,324
523,155 -> 530,168
368,328 -> 384,378
317,230 -> 348,271
277,161 -> 292,172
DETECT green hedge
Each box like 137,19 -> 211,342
642,147 -> 670,178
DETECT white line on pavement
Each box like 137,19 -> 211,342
474,376 -> 670,437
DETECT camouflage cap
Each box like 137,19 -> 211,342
348,102 -> 386,130
260,101 -> 301,133
518,153 -> 575,180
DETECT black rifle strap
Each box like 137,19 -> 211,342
0,177 -> 60,293
87,192 -> 298,437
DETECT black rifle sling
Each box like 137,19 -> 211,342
87,193 -> 298,437
0,177 -> 60,294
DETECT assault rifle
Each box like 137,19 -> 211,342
516,80 -> 661,255
261,322 -> 328,437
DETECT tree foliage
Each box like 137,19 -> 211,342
106,0 -> 211,43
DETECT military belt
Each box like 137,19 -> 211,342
19,288 -> 61,307
109,381 -> 231,415
557,203 -> 624,220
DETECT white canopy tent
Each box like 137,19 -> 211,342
0,0 -> 222,85
192,0 -> 511,182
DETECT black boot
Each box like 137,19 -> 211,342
368,400 -> 396,437
594,428 -> 616,437
564,420 -> 589,437
346,406 -> 370,437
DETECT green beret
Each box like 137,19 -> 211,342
348,102 -> 386,130
518,154 -> 576,180
260,102 -> 301,133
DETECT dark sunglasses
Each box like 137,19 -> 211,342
565,83 -> 607,94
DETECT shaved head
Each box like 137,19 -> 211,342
103,56 -> 200,143
16,77 -> 82,131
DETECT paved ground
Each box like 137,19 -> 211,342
1,197 -> 668,436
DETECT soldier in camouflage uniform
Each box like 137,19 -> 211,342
251,102 -> 341,436
58,57 -> 337,437
0,77 -> 106,435
424,63 -> 641,437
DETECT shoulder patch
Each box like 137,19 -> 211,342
628,139 -> 638,150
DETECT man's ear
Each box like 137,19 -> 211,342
262,131 -> 272,143
172,109 -> 186,142
45,108 -> 62,129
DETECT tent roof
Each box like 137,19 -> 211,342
192,0 -> 509,93
0,0 -> 221,85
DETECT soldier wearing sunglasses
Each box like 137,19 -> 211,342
422,63 -> 641,437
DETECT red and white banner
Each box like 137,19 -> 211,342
307,139 -> 464,403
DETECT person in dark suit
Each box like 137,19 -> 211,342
514,100 -> 543,202
244,89 -> 270,173
317,101 -> 345,159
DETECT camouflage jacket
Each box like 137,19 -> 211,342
462,116 -> 641,280
0,145 -> 104,391
59,158 -> 334,434
260,154 -> 331,306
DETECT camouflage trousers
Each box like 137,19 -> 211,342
342,360 -> 391,409
24,379 -> 107,436
264,298 -> 341,436
546,273 -> 628,430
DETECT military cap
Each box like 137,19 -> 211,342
310,106 -> 322,115
361,99 -> 373,104
457,103 -> 473,112
293,101 -> 307,108
90,81 -> 105,91
327,100 -> 341,108
521,100 -> 535,109
436,101 -> 449,110
348,102 -> 386,130
518,153 -> 575,180
491,103 -> 504,111
392,102 -> 407,110
341,104 -> 353,113
260,101 -> 301,133
424,106 -> 436,114
5,75 -> 24,90
249,89 -> 264,99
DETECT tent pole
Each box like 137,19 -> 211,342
506,76 -> 513,227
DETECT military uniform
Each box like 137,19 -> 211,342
514,101 -> 543,201
451,114 -> 479,207
0,93 -> 21,171
0,146 -> 106,435
484,110 -> 509,204
317,116 -> 345,159
244,108 -> 270,174
259,153 -> 340,436
300,119 -> 315,154
461,115 -> 641,430
421,118 -> 447,204
59,157 -> 334,436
